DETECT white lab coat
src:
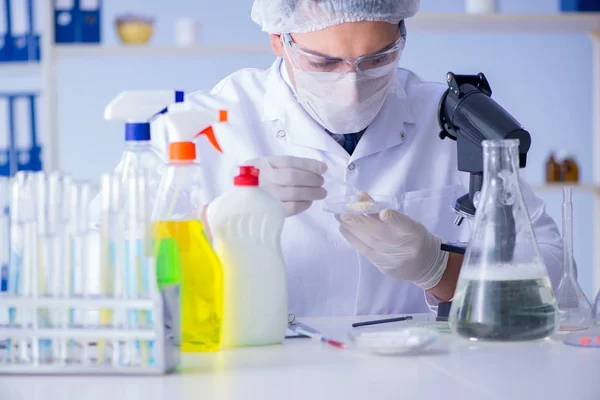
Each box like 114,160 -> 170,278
150,58 -> 564,318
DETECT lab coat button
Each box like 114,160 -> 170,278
348,163 -> 356,171
400,132 -> 406,140
277,130 -> 287,139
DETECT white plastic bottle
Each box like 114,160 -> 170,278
207,166 -> 288,348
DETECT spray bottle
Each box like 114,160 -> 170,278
207,166 -> 288,347
88,91 -> 185,228
152,107 -> 227,353
104,90 -> 185,190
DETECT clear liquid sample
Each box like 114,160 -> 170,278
154,220 -> 223,352
449,140 -> 559,342
452,268 -> 557,341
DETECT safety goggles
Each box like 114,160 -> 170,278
282,31 -> 405,78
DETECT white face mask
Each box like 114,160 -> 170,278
291,62 -> 399,134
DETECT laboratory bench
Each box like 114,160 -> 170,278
1,314 -> 598,400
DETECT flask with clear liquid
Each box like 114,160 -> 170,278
556,188 -> 592,331
449,139 -> 558,341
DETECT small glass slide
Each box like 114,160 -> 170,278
323,194 -> 400,215
349,327 -> 439,356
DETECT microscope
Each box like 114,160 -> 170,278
437,72 -> 532,256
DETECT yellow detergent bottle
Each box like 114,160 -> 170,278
152,107 -> 227,352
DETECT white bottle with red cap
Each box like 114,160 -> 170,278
207,166 -> 288,348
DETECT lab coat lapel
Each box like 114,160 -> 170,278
262,59 -> 351,159
350,71 -> 417,162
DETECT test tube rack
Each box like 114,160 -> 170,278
0,287 -> 180,375
0,172 -> 180,375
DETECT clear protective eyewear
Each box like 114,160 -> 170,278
282,32 -> 405,78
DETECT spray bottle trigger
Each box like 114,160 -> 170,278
219,110 -> 228,123
196,126 -> 223,153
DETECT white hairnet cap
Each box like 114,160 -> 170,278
252,0 -> 420,34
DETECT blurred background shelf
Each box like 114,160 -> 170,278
410,13 -> 600,32
532,184 -> 600,194
0,63 -> 42,73
54,43 -> 272,58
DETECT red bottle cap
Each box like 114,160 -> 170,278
234,166 -> 259,186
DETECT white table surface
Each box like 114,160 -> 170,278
1,314 -> 599,400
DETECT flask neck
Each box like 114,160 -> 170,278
483,140 -> 520,182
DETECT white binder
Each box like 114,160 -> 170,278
79,0 -> 100,11
12,95 -> 31,167
0,96 -> 10,171
9,0 -> 28,49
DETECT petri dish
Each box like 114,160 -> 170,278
323,194 -> 400,215
349,327 -> 439,356
563,329 -> 600,348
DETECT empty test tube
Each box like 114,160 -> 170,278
0,177 -> 11,362
10,174 -> 35,363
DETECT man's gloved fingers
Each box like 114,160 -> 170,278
274,186 -> 327,202
379,209 -> 415,228
282,201 -> 311,217
271,168 -> 325,188
265,156 -> 328,175
339,213 -> 389,240
339,226 -> 381,260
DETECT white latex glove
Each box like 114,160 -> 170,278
337,194 -> 449,290
246,156 -> 328,217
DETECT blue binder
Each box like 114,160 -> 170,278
561,0 -> 600,11
0,95 -> 10,176
54,0 -> 76,43
19,95 -> 42,172
79,0 -> 100,43
0,0 -> 9,62
54,0 -> 101,43
28,0 -> 40,60
8,0 -> 29,61
0,93 -> 42,177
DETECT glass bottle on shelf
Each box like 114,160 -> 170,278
545,152 -> 561,183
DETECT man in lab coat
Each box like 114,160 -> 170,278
155,0 -> 564,317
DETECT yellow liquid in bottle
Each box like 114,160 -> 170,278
153,220 -> 223,352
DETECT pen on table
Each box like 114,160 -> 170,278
288,322 -> 347,349
352,316 -> 413,328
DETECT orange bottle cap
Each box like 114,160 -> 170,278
169,142 -> 196,161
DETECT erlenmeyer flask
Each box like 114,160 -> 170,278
593,290 -> 600,326
449,139 -> 558,341
556,188 -> 592,331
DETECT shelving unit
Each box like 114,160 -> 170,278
54,43 -> 272,57
531,184 -> 600,194
3,10 -> 600,293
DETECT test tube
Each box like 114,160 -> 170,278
57,175 -> 72,364
0,177 -> 11,362
71,182 -> 92,365
11,175 -> 34,363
